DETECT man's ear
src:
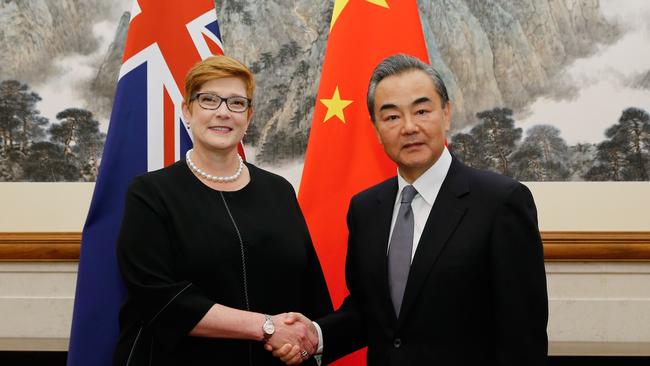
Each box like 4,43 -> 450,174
373,122 -> 384,145
442,101 -> 452,132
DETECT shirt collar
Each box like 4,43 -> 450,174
396,147 -> 452,206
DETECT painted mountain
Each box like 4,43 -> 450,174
1,0 -> 648,181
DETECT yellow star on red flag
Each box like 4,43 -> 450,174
367,0 -> 390,8
330,0 -> 390,30
320,86 -> 353,123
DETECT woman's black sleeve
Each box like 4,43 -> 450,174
116,176 -> 215,349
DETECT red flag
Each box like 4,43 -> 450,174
298,1 -> 429,365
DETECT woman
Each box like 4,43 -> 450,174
113,55 -> 332,365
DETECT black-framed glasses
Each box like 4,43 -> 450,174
191,93 -> 251,113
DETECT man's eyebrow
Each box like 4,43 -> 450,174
412,96 -> 432,106
378,97 -> 433,113
379,103 -> 398,113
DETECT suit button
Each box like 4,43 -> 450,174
393,338 -> 402,348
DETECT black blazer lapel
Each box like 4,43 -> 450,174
366,178 -> 400,325
397,158 -> 470,326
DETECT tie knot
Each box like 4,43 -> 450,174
400,185 -> 417,204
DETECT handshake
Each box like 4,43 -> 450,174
263,312 -> 319,365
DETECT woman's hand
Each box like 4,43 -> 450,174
264,312 -> 318,365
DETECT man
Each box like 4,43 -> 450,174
273,54 -> 548,365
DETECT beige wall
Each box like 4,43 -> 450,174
526,182 -> 650,231
1,181 -> 648,232
1,180 -> 649,354
0,183 -> 94,232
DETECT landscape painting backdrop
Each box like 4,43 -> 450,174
0,0 -> 648,182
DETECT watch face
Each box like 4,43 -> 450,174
263,320 -> 275,335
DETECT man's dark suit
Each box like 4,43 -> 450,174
319,157 -> 548,366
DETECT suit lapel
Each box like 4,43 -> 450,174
367,178 -> 400,324
397,158 -> 470,327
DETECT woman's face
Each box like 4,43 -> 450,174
182,77 -> 251,155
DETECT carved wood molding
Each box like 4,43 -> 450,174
0,231 -> 649,261
0,232 -> 81,261
542,231 -> 650,261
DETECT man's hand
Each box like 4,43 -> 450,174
264,312 -> 318,365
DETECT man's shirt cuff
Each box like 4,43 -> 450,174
312,321 -> 324,354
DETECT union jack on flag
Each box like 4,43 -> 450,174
68,1 -> 223,365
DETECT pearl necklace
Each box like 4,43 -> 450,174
185,149 -> 244,183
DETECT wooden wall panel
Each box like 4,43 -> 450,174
1,231 -> 649,261
0,233 -> 81,261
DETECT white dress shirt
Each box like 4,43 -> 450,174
387,147 -> 452,260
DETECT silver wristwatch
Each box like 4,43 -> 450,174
262,314 -> 275,341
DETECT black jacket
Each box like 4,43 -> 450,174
114,161 -> 332,366
319,157 -> 548,366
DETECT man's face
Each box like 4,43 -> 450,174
372,69 -> 452,182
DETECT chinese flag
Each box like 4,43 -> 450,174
298,1 -> 429,365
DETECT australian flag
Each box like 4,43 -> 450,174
67,1 -> 224,365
